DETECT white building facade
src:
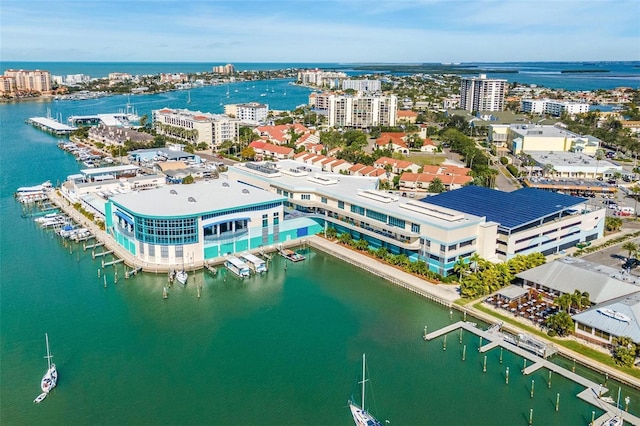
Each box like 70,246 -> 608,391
327,94 -> 398,129
341,79 -> 381,92
460,74 -> 507,112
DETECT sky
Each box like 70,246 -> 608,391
2,0 -> 639,63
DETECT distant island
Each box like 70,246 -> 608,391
561,69 -> 611,74
336,64 -> 519,74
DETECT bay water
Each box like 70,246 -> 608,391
1,82 -> 638,425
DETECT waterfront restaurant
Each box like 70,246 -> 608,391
106,177 -> 322,266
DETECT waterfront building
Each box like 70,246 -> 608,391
159,73 -> 188,84
153,108 -> 240,150
517,257 -> 640,345
106,176 -> 317,265
128,145 -> 202,165
213,64 -> 235,74
341,79 -> 381,92
521,98 -> 590,116
88,124 -> 154,148
459,74 -> 507,112
424,186 -> 604,261
326,94 -> 397,129
297,69 -> 347,88
0,76 -> 16,93
3,69 -> 51,93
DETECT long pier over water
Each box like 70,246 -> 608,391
424,321 -> 640,425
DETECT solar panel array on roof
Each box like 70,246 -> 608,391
421,186 -> 586,230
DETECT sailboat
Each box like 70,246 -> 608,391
34,333 -> 58,403
349,354 -> 382,426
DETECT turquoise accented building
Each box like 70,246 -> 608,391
106,178 -> 322,267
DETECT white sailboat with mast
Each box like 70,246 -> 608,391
34,333 -> 58,403
349,354 -> 382,426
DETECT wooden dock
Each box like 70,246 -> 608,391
423,321 -> 640,425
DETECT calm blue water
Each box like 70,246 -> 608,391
2,61 -> 639,91
1,87 -> 639,425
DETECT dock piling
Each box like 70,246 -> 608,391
462,345 -> 466,361
530,379 -> 535,398
506,367 -> 509,384
556,393 -> 560,412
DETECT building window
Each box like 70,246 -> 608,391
388,216 -> 405,229
366,209 -> 388,223
301,194 -> 311,200
338,201 -> 344,209
262,214 -> 268,227
350,204 -> 365,215
321,197 -> 327,204
161,246 -> 169,259
411,223 -> 420,233
135,216 -> 198,245
274,212 -> 279,225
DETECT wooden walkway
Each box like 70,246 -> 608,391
424,321 -> 640,425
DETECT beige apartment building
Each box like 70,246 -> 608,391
153,108 -> 240,150
2,69 -> 52,93
326,94 -> 397,129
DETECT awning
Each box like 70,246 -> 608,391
115,210 -> 134,225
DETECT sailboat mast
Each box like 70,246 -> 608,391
361,353 -> 366,410
44,333 -> 52,369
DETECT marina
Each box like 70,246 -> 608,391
26,116 -> 77,136
3,76 -> 640,425
423,321 -> 640,425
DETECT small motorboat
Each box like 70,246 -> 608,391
176,270 -> 188,285
33,392 -> 48,404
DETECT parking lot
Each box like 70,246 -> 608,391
581,236 -> 640,276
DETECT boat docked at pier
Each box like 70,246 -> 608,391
225,256 -> 251,278
280,248 -> 305,262
175,270 -> 188,285
240,253 -> 268,274
349,354 -> 383,426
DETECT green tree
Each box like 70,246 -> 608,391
182,175 -> 195,184
605,216 -> 623,232
241,146 -> 256,160
554,293 -> 573,313
427,177 -> 445,193
612,336 -> 637,367
545,312 -> 574,337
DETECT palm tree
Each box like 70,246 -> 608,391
594,149 -> 605,178
469,252 -> 483,272
631,185 -> 640,218
554,293 -> 572,313
570,290 -> 590,312
622,241 -> 638,261
453,258 -> 469,280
